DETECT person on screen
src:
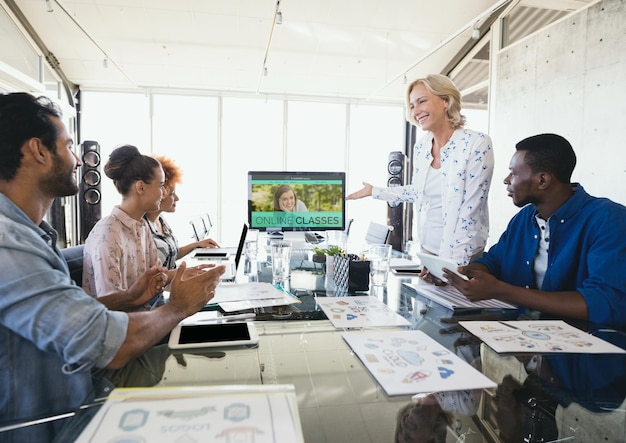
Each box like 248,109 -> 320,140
346,74 -> 494,270
273,184 -> 308,212
0,92 -> 224,442
444,133 -> 626,328
144,155 -> 220,270
83,145 -> 175,309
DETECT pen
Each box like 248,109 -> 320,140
197,313 -> 256,323
498,321 -> 520,330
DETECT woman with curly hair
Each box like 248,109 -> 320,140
144,155 -> 219,270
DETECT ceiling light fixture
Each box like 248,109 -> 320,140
275,0 -> 282,24
43,0 -> 54,12
45,0 -> 136,86
258,0 -> 280,92
472,23 -> 480,40
368,0 -> 510,102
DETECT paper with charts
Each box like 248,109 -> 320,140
343,330 -> 497,396
75,385 -> 304,443
315,296 -> 411,328
459,320 -> 626,354
211,282 -> 301,312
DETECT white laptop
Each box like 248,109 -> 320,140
193,223 -> 247,259
193,224 -> 248,281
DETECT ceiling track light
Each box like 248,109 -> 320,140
43,0 -> 54,12
102,58 -> 109,68
472,23 -> 480,40
275,0 -> 282,25
264,67 -> 268,76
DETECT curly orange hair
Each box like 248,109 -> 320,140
152,155 -> 182,190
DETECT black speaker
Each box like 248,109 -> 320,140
386,151 -> 407,251
79,140 -> 102,242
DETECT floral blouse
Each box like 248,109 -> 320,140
372,128 -> 494,265
83,206 -> 159,305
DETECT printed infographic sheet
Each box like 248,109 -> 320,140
211,282 -> 301,312
315,296 -> 411,328
75,385 -> 304,443
343,330 -> 497,396
459,320 -> 626,354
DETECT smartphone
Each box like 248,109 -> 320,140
391,267 -> 423,276
168,322 -> 259,349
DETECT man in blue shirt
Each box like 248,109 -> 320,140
445,133 -> 626,328
0,93 -> 226,442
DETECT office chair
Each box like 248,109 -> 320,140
189,216 -> 208,241
344,218 -> 354,237
61,245 -> 84,286
364,221 -> 394,245
201,213 -> 213,236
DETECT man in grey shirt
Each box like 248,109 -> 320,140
0,92 -> 225,442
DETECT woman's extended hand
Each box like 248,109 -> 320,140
346,182 -> 373,200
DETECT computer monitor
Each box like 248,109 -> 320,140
247,171 -> 346,233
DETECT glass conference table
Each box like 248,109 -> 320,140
4,249 -> 626,443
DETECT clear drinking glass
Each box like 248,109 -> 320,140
270,241 -> 291,286
365,244 -> 392,286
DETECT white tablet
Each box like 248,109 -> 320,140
168,321 -> 259,350
415,252 -> 469,282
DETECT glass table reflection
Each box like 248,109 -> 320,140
3,250 -> 625,443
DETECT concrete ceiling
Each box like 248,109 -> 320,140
5,0 -> 596,105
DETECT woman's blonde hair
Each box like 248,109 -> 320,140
404,74 -> 466,130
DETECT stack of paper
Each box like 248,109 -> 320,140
75,385 -> 304,442
315,296 -> 411,328
404,282 -> 517,310
459,320 -> 626,354
210,282 -> 301,312
343,330 -> 496,396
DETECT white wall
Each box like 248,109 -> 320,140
489,0 -> 626,243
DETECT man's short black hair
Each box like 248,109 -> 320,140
0,93 -> 62,181
515,133 -> 576,184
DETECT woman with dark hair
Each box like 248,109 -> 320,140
83,144 -> 166,310
273,184 -> 308,212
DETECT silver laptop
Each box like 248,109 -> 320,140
193,224 -> 248,281
193,223 -> 247,259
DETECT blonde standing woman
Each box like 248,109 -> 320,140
347,74 -> 494,269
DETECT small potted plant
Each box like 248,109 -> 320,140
312,246 -> 327,264
312,245 -> 345,263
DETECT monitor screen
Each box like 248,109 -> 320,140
247,171 -> 346,232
